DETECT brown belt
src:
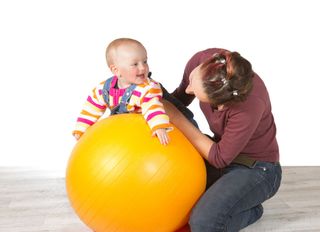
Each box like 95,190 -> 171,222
231,155 -> 279,168
231,155 -> 257,168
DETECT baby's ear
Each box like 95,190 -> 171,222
109,64 -> 118,75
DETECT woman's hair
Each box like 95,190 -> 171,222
201,51 -> 254,107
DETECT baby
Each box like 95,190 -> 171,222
72,38 -> 172,145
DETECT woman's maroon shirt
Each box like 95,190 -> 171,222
172,48 -> 279,168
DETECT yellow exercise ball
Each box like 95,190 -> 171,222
66,114 -> 206,232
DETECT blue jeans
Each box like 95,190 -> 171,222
189,160 -> 282,232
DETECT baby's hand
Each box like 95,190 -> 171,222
153,128 -> 170,145
73,133 -> 81,141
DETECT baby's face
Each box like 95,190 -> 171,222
114,43 -> 149,87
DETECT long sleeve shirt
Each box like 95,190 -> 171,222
73,76 -> 172,137
172,48 -> 279,168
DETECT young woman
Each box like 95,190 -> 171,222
163,48 -> 282,232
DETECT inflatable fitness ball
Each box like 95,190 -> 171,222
66,114 -> 206,232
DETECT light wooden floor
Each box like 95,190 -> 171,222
1,166 -> 320,232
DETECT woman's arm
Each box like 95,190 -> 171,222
162,100 -> 214,160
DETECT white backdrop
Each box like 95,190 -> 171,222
0,0 -> 319,171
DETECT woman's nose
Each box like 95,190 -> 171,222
185,83 -> 193,94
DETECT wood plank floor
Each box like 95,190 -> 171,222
1,166 -> 319,232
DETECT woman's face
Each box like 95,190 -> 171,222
186,64 -> 210,102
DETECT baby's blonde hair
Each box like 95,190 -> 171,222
105,38 -> 145,67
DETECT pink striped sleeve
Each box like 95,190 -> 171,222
138,81 -> 171,131
77,117 -> 95,125
146,111 -> 165,121
87,96 -> 106,110
73,81 -> 107,136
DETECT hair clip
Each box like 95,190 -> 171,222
219,58 -> 226,64
232,90 -> 239,96
221,77 -> 228,85
215,58 -> 226,64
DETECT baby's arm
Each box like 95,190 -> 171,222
139,79 -> 173,145
72,81 -> 108,140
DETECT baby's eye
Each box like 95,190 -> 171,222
144,60 -> 148,64
132,63 -> 138,66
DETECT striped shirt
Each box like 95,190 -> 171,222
73,76 -> 172,137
